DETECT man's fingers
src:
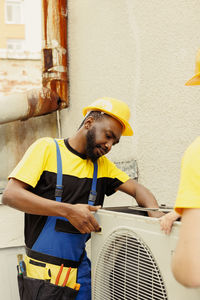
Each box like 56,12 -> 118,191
74,221 -> 93,234
89,205 -> 101,211
86,210 -> 101,232
89,215 -> 101,232
75,213 -> 100,233
78,220 -> 99,234
68,204 -> 101,233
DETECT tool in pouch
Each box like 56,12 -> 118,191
17,254 -> 26,276
17,139 -> 98,300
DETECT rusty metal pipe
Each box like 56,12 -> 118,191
0,94 -> 28,124
0,0 -> 68,125
42,0 -> 68,108
0,88 -> 60,125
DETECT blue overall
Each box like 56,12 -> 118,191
31,139 -> 98,300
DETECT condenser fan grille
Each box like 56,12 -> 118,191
93,228 -> 168,300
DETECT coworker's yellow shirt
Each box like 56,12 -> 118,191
175,137 -> 200,215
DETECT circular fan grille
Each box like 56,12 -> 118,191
93,228 -> 168,300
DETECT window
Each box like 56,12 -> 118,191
7,39 -> 24,51
5,0 -> 24,24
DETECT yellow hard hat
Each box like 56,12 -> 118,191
82,97 -> 133,136
185,49 -> 200,86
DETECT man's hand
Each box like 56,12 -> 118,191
2,179 -> 101,234
65,204 -> 101,234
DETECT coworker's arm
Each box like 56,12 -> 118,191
2,178 -> 101,234
172,208 -> 200,288
116,179 -> 164,217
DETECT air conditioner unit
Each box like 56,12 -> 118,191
91,207 -> 200,300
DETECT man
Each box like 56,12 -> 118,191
3,97 -> 163,300
171,137 -> 200,288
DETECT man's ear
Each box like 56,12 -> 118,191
84,116 -> 95,129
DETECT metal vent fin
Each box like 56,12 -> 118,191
93,228 -> 168,300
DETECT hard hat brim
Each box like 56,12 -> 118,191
82,107 -> 133,136
185,72 -> 200,86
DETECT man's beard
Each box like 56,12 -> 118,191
86,127 -> 99,162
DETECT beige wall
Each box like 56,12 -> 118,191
61,0 -> 200,207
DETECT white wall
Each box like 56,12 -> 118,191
61,0 -> 200,207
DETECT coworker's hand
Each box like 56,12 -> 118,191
66,204 -> 101,234
159,211 -> 180,235
148,210 -> 165,218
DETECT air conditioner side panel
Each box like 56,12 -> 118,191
91,210 -> 200,300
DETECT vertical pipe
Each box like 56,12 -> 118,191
42,0 -> 68,108
0,0 -> 69,125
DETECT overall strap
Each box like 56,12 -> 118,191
54,139 -> 98,205
54,139 -> 63,202
88,161 -> 98,206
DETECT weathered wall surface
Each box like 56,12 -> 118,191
0,58 -> 58,300
0,58 -> 58,249
61,0 -> 200,207
0,59 -> 41,94
0,58 -> 58,186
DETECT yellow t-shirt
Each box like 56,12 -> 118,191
175,137 -> 200,215
9,137 -> 130,248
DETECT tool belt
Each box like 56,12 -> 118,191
17,252 -> 80,300
17,139 -> 98,300
17,267 -> 79,300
